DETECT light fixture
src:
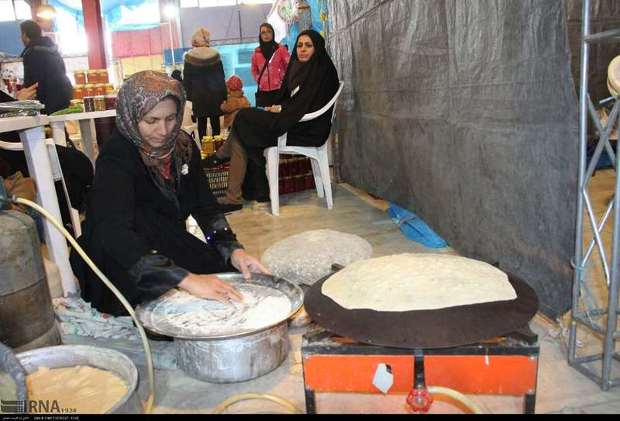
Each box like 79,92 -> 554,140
163,4 -> 178,20
36,4 -> 57,20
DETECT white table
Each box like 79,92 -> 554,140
0,115 -> 77,296
49,109 -> 116,164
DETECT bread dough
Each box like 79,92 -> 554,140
26,366 -> 127,414
262,229 -> 373,286
321,253 -> 517,311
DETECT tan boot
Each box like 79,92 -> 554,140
217,196 -> 243,213
217,195 -> 243,206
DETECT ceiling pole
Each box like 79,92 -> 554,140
29,0 -> 42,20
82,0 -> 107,69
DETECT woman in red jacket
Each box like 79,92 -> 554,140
251,23 -> 290,108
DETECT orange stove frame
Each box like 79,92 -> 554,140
301,330 -> 540,414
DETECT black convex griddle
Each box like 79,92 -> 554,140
304,266 -> 539,349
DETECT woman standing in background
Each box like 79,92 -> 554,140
252,23 -> 290,107
183,28 -> 227,138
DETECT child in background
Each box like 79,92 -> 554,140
220,75 -> 251,131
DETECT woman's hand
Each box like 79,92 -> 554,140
178,273 -> 244,304
16,83 -> 38,100
265,105 -> 282,113
231,248 -> 271,279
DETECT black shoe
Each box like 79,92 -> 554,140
242,185 -> 255,201
255,195 -> 270,203
219,202 -> 243,213
202,154 -> 230,169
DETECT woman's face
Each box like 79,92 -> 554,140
260,26 -> 274,43
296,35 -> 315,62
138,98 -> 178,149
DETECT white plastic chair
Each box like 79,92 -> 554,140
0,139 -> 81,237
264,81 -> 344,216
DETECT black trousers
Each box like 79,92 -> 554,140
231,109 -> 282,201
197,116 -> 221,138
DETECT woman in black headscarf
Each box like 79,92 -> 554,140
70,71 -> 268,316
217,29 -> 340,207
252,23 -> 290,107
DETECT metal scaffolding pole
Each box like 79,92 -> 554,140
569,0 -> 620,391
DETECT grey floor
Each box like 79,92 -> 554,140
62,178 -> 620,414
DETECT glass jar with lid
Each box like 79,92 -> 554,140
83,96 -> 95,112
73,85 -> 84,99
84,84 -> 96,97
97,69 -> 109,84
94,96 -> 106,112
104,95 -> 117,110
94,84 -> 106,96
74,70 -> 87,85
87,69 -> 99,84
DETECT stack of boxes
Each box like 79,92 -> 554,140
201,135 -> 315,198
278,155 -> 315,194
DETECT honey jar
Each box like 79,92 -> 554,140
87,69 -> 99,84
201,136 -> 215,155
94,84 -> 106,96
74,70 -> 86,85
84,84 -> 95,97
97,69 -> 109,84
73,85 -> 84,99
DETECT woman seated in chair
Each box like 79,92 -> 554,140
212,29 -> 340,211
70,71 -> 268,317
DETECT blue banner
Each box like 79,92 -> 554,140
49,0 -> 161,32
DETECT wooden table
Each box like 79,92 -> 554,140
0,115 -> 77,295
48,109 -> 116,164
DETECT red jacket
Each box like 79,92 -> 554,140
251,45 -> 290,92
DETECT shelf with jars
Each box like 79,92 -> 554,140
72,69 -> 117,113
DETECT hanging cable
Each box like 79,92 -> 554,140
212,393 -> 303,414
9,197 -> 155,414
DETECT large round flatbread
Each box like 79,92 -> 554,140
262,230 -> 373,286
321,253 -> 517,312
609,55 -> 620,97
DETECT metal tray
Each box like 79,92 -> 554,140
136,273 -> 304,340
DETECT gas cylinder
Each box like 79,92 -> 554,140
0,211 -> 61,352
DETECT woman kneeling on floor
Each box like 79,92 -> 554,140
212,30 -> 340,210
70,71 -> 268,317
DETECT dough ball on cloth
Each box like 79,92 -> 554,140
321,253 -> 517,312
261,230 -> 373,286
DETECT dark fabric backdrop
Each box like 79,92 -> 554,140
326,0 -> 606,319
